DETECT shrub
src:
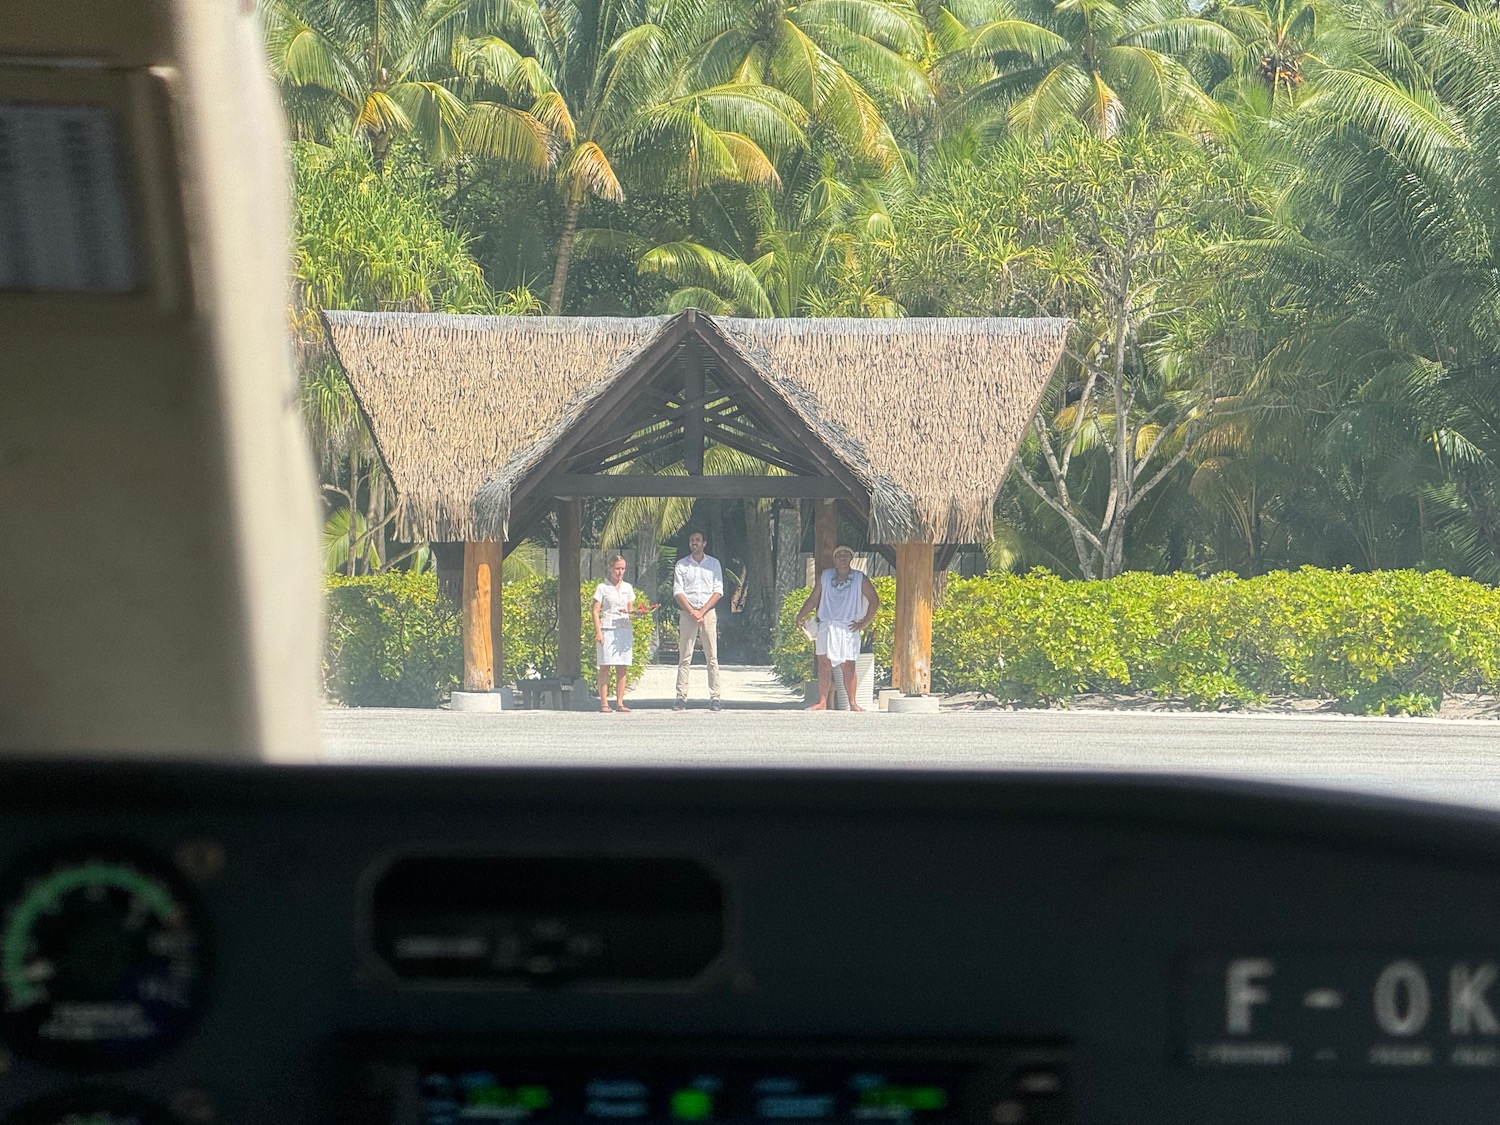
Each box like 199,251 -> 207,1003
778,566 -> 1500,714
932,570 -> 1131,705
324,571 -> 461,707
325,573 -> 655,707
511,577 -> 656,691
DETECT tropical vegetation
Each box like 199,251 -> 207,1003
774,568 -> 1500,714
271,0 -> 1500,623
324,572 -> 654,705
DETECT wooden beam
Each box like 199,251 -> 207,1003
704,423 -> 819,476
509,316 -> 694,509
538,474 -> 848,498
582,425 -> 681,473
690,321 -> 871,505
503,496 -> 549,552
893,541 -> 935,696
814,499 -> 837,572
462,539 -> 503,691
684,358 -> 705,475
557,499 -> 582,680
568,389 -> 679,465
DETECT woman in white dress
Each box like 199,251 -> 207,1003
592,554 -> 643,712
794,544 -> 881,711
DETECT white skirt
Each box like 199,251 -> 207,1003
597,623 -> 633,667
816,621 -> 861,664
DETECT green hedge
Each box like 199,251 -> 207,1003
325,573 -> 654,707
325,571 -> 461,706
776,567 -> 1500,715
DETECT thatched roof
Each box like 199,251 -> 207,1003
323,310 -> 1069,544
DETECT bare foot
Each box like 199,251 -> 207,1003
848,703 -> 865,711
615,701 -> 632,712
805,702 -> 827,711
600,703 -> 615,713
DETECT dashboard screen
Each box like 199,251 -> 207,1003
354,1045 -> 1068,1125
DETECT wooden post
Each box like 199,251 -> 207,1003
491,546 -> 503,686
814,499 -> 836,573
893,541 -> 935,696
684,363 -> 705,476
462,539 -> 503,691
557,498 -> 582,681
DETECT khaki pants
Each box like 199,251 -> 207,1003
676,607 -> 721,701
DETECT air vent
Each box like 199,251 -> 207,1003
369,856 -> 723,985
0,102 -> 137,293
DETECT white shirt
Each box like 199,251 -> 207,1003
673,554 -> 723,609
818,568 -> 868,628
592,580 -> 635,628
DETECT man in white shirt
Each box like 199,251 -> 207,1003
673,530 -> 724,711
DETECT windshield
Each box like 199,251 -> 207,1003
12,0 -> 1500,806
278,0 -> 1500,803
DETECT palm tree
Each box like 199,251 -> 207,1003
690,0 -> 934,168
1203,0 -> 1497,575
461,0 -> 810,312
635,142 -> 904,316
261,0 -> 555,170
1210,0 -> 1325,106
950,0 -> 1238,137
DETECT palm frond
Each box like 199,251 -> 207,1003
461,101 -> 553,165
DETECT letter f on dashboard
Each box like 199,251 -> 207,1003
1227,959 -> 1275,1034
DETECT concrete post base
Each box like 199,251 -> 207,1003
888,694 -> 940,714
877,688 -> 902,712
450,688 -> 512,712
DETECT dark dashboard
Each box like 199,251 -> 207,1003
2,761 -> 1500,1124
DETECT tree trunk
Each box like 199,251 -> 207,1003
345,451 -> 360,577
548,191 -> 583,315
709,503 -> 726,571
371,129 -> 391,175
431,542 -> 464,605
746,500 -> 774,660
636,521 -> 656,601
556,499 -> 582,681
370,471 -> 387,570
775,505 -> 802,605
814,500 -> 836,573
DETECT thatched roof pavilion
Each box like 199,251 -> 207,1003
322,308 -> 1070,701
323,309 -> 1069,546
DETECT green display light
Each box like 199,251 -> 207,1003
671,1088 -> 714,1119
518,1085 -> 552,1109
466,1084 -> 552,1110
859,1085 -> 949,1111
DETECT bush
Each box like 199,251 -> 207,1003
771,576 -> 896,687
325,571 -> 461,706
777,566 -> 1500,714
507,577 -> 656,691
325,573 -> 655,707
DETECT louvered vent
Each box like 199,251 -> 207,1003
0,102 -> 137,293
